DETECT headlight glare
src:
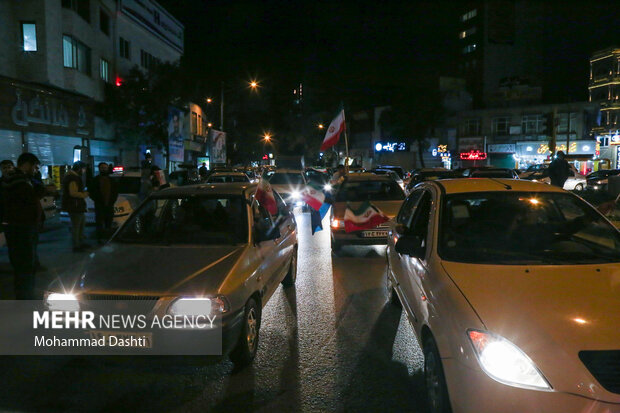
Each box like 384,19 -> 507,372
324,183 -> 332,192
468,330 -> 550,390
169,296 -> 229,316
45,292 -> 80,311
291,190 -> 301,200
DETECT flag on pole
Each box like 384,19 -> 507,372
344,202 -> 389,233
301,182 -> 326,211
320,110 -> 346,151
310,202 -> 331,235
255,174 -> 278,215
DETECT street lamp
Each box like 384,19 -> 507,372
206,97 -> 213,104
263,133 -> 271,141
250,81 -> 259,89
318,123 -> 324,129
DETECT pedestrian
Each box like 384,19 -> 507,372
62,161 -> 90,252
198,162 -> 208,180
141,152 -> 153,170
548,151 -> 571,188
0,160 -> 15,226
330,164 -> 347,186
2,153 -> 42,299
90,162 -> 118,243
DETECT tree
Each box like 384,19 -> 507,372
379,85 -> 444,168
101,62 -> 191,167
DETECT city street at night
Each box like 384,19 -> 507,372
0,211 -> 427,412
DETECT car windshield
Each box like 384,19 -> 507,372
269,173 -> 304,185
114,195 -> 248,245
336,180 -> 405,202
439,192 -> 620,264
207,174 -> 249,183
379,167 -> 404,179
112,176 -> 141,194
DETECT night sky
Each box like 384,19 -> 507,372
158,0 -> 619,110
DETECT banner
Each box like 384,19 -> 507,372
210,129 -> 227,164
167,107 -> 185,163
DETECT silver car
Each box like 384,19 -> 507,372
45,183 -> 298,367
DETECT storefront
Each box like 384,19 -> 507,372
515,140 -> 596,173
0,76 -> 95,185
487,144 -> 516,169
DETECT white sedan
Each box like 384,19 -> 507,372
387,178 -> 620,413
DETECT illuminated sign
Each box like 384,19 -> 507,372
611,133 -> 620,145
374,142 -> 408,152
537,142 -> 577,154
460,150 -> 487,160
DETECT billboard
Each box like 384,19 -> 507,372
167,107 -> 185,163
209,129 -> 226,164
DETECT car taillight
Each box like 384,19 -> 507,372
113,166 -> 124,173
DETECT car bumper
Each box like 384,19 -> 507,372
331,228 -> 388,245
442,358 -> 620,413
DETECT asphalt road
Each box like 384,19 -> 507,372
0,212 -> 427,412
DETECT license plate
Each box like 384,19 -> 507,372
361,230 -> 388,238
89,331 -> 153,348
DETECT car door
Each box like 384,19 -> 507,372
392,190 -> 434,324
251,202 -> 280,302
389,189 -> 425,320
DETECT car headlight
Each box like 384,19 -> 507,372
324,183 -> 333,192
168,296 -> 229,316
291,190 -> 301,200
596,180 -> 604,185
468,330 -> 551,390
45,292 -> 80,312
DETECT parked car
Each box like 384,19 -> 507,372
521,166 -> 586,190
586,169 -> 620,191
518,163 -> 549,179
45,183 -> 298,367
206,172 -> 251,184
330,173 -> 405,251
376,165 -> 406,180
387,178 -> 620,413
59,170 -> 142,228
406,168 -> 462,193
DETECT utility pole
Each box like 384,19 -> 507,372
220,81 -> 224,131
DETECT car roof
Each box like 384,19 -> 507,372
416,168 -> 448,173
152,183 -> 257,198
209,172 -> 247,176
273,169 -> 303,174
345,173 -> 394,181
425,178 -> 565,194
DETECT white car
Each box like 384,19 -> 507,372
60,171 -> 142,228
523,167 -> 586,191
387,178 -> 620,413
267,169 -> 308,207
206,172 -> 251,184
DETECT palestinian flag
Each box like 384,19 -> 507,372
255,175 -> 278,215
344,202 -> 389,233
301,182 -> 326,211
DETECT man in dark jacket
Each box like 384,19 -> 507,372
62,161 -> 89,252
548,151 -> 571,188
2,153 -> 41,299
90,162 -> 118,243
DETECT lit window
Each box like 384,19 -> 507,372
22,23 -> 37,51
461,9 -> 477,22
100,58 -> 109,82
63,35 -> 91,75
459,27 -> 477,39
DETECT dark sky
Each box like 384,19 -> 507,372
158,0 -> 619,109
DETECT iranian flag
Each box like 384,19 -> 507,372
301,182 -> 326,211
255,175 -> 278,215
320,110 -> 346,151
344,202 -> 389,233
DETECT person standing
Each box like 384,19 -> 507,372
548,151 -> 571,188
0,160 -> 15,227
90,162 -> 118,243
198,162 -> 208,180
2,153 -> 41,299
62,161 -> 89,252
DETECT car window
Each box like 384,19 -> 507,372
336,180 -> 405,202
115,195 -> 248,245
439,192 -> 620,264
397,189 -> 424,225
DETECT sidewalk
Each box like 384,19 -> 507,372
0,217 -> 100,299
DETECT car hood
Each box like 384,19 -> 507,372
77,243 -> 245,296
332,200 -> 402,220
442,261 -> 620,401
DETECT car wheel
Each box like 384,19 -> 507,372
282,246 -> 298,287
229,298 -> 261,368
424,336 -> 452,413
575,183 -> 584,191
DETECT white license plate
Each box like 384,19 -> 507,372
361,230 -> 388,238
89,331 -> 153,348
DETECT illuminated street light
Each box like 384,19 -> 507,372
206,98 -> 213,103
263,134 -> 271,141
207,122 -> 213,128
250,81 -> 259,89
318,123 -> 324,129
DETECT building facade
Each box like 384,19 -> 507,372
589,47 -> 620,169
0,0 -> 183,179
451,101 -> 598,173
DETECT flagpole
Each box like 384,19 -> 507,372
343,110 -> 349,171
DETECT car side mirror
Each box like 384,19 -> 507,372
395,235 -> 425,258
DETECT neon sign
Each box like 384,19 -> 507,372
460,150 -> 487,160
375,142 -> 408,152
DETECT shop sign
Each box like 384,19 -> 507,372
487,144 -> 515,153
374,142 -> 408,152
460,150 -> 487,160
